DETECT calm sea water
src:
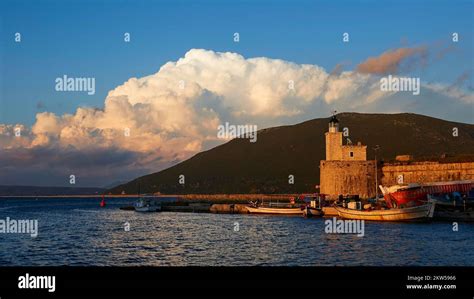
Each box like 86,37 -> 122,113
0,197 -> 473,266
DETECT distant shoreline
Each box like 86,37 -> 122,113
0,194 -> 302,202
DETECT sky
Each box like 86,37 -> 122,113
0,0 -> 473,187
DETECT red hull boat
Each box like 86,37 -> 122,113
380,180 -> 474,208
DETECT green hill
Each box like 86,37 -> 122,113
108,113 -> 474,195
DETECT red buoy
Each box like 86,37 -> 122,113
100,195 -> 106,207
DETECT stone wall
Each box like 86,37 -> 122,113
319,161 -> 474,199
320,160 -> 377,199
381,162 -> 474,185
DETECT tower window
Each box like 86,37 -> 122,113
350,152 -> 354,157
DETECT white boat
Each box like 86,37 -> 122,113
246,206 -> 304,215
334,201 -> 435,221
134,197 -> 161,212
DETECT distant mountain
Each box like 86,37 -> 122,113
102,180 -> 127,190
0,185 -> 105,196
108,113 -> 474,195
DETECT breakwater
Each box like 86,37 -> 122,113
117,194 -> 301,214
175,194 -> 297,202
168,194 -> 298,213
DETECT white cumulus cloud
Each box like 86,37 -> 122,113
0,48 -> 471,186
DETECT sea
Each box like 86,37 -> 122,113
0,197 -> 473,266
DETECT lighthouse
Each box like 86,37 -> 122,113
324,114 -> 367,161
328,114 -> 339,133
325,115 -> 343,161
320,113 -> 373,199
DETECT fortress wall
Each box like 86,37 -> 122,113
319,161 -> 473,199
381,162 -> 474,185
320,160 -> 377,199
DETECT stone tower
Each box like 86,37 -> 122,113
325,115 -> 342,161
324,115 -> 367,161
320,114 -> 374,199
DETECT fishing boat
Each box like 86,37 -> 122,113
334,201 -> 435,221
379,180 -> 473,208
246,199 -> 305,215
134,197 -> 161,212
246,206 -> 304,215
302,194 -> 325,218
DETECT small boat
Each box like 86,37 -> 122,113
246,198 -> 305,215
246,206 -> 304,215
134,197 -> 161,212
427,193 -> 474,208
303,207 -> 323,217
302,194 -> 325,218
334,201 -> 435,221
428,194 -> 474,221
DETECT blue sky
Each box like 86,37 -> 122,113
1,0 -> 472,125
